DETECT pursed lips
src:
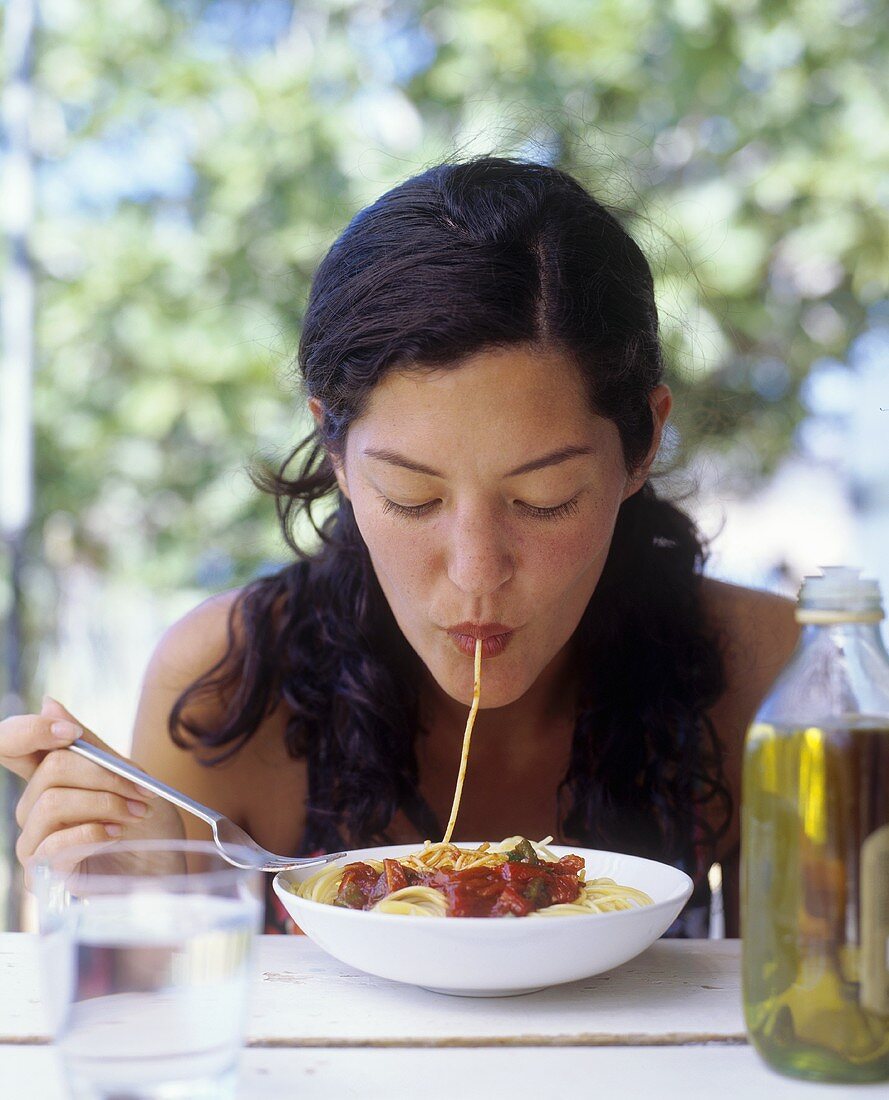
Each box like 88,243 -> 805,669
446,622 -> 515,658
447,621 -> 512,639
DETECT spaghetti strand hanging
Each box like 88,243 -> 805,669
441,637 -> 482,846
294,640 -> 653,918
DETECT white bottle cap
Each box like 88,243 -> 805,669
797,566 -> 884,623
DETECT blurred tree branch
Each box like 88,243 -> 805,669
10,0 -> 889,591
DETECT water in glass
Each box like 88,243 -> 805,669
35,841 -> 262,1100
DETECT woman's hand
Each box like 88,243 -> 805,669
1,696 -> 185,887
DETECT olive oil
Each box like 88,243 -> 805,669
742,721 -> 889,1081
741,568 -> 889,1083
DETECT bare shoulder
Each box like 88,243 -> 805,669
142,589 -> 242,692
701,577 -> 800,703
130,587 -> 307,850
700,578 -> 800,862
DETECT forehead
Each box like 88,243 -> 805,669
347,345 -> 611,456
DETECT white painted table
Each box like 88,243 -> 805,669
1,934 -> 883,1098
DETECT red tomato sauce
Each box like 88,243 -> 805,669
334,853 -> 585,917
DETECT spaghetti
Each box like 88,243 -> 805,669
293,637 -> 654,917
294,835 -> 653,918
441,637 -> 483,845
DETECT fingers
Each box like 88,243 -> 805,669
3,697 -> 179,886
1,697 -> 136,784
15,747 -> 157,828
16,784 -> 152,871
22,824 -> 120,892
0,711 -> 83,781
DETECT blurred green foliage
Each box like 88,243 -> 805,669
6,0 -> 889,587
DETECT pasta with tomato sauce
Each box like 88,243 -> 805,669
293,642 -> 653,918
293,835 -> 653,917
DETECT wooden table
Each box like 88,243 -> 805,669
2,934 -> 884,1098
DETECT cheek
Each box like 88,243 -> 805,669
352,507 -> 437,598
521,540 -> 598,613
521,503 -> 619,592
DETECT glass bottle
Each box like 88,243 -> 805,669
741,566 -> 889,1083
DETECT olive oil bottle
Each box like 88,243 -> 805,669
742,567 -> 889,1083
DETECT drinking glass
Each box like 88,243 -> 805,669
32,839 -> 263,1100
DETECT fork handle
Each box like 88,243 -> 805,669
69,739 -> 222,828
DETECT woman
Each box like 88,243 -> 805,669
2,156 -> 799,935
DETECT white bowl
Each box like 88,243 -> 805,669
273,844 -> 693,996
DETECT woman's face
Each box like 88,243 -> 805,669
328,345 -> 668,709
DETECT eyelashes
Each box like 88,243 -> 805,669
379,496 -> 581,522
516,497 -> 580,521
380,498 -> 439,520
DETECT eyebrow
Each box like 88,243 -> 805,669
363,445 -> 595,478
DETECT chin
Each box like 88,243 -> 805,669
433,655 -> 534,710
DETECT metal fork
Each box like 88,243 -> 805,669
68,739 -> 346,873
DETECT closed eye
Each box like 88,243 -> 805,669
380,497 -> 439,519
515,496 -> 580,520
379,495 -> 581,521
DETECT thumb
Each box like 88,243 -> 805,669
41,695 -> 103,748
41,695 -> 79,723
38,695 -> 126,762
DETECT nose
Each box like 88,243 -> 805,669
446,506 -> 515,598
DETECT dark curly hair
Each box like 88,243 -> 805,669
170,156 -> 730,882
